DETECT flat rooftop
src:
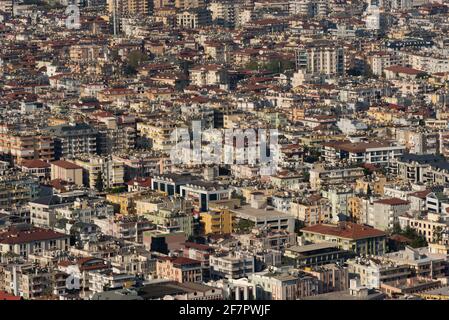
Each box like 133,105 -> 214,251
230,205 -> 295,220
286,242 -> 339,254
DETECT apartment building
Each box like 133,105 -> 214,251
189,64 -> 228,87
301,222 -> 387,256
156,257 -> 203,283
108,0 -> 153,16
249,269 -> 319,300
290,194 -> 331,226
200,207 -> 235,235
290,0 -> 329,16
46,123 -> 97,160
50,160 -> 84,187
295,41 -> 345,76
145,208 -> 194,237
74,155 -> 125,190
209,251 -> 255,280
347,257 -> 412,289
309,164 -> 365,190
0,226 -> 70,259
304,264 -> 349,293
177,8 -> 212,28
137,120 -> 179,152
209,1 -> 237,28
0,130 -> 54,164
323,140 -> 405,165
367,198 -> 410,231
383,246 -> 445,278
29,195 -> 72,227
0,173 -> 40,210
392,154 -> 449,185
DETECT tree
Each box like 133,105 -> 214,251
95,171 -> 104,192
434,226 -> 444,243
236,219 -> 254,233
127,50 -> 148,69
392,222 -> 402,235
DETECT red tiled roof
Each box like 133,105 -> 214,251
183,242 -> 214,252
301,222 -> 386,240
384,65 -> 425,75
51,160 -> 82,170
409,190 -> 431,199
21,159 -> 51,168
374,198 -> 409,206
0,227 -> 68,245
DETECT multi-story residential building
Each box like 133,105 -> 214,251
347,257 -> 412,289
145,208 -> 194,237
295,41 -> 345,76
55,198 -> 114,224
176,8 -> 212,29
0,226 -> 70,259
136,120 -> 179,152
19,160 -> 51,180
367,198 -> 410,231
74,155 -> 125,190
200,207 -> 235,235
92,215 -> 153,242
367,51 -> 401,77
301,222 -> 387,256
46,123 -> 97,160
50,160 -> 84,187
209,1 -> 237,28
108,0 -> 153,17
398,213 -> 449,244
396,128 -> 439,155
231,203 -> 296,233
175,0 -> 204,9
383,246 -> 445,278
182,242 -> 214,279
29,195 -> 73,227
309,164 -> 365,190
290,194 -> 331,226
392,154 -> 449,185
156,256 -> 203,283
106,191 -> 150,215
0,129 -> 54,164
321,187 -> 354,222
93,113 -> 136,155
209,251 -> 255,280
189,64 -> 228,87
249,269 -> 319,300
0,173 -> 40,210
323,140 -> 405,165
289,0 -> 329,17
0,264 -> 56,299
304,264 -> 349,293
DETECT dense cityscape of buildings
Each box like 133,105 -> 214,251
1,0 -> 449,301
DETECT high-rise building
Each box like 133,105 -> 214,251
289,0 -> 329,18
175,0 -> 205,9
45,123 -> 97,160
295,41 -> 345,76
0,127 -> 54,165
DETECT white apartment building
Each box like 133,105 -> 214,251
295,41 -> 345,76
75,156 -> 125,190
